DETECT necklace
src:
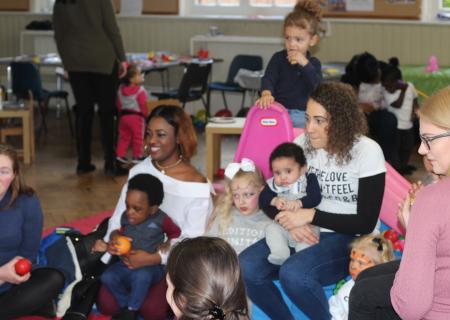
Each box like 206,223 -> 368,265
154,156 -> 183,175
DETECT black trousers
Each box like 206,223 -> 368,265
348,260 -> 401,320
69,64 -> 119,168
392,128 -> 415,172
367,109 -> 397,164
0,267 -> 65,320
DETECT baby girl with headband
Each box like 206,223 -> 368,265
206,158 -> 272,255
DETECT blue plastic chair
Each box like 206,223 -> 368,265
10,62 -> 74,137
207,54 -> 262,116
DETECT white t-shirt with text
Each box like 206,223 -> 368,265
295,134 -> 386,232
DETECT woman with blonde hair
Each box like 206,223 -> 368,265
0,145 -> 65,319
349,86 -> 450,319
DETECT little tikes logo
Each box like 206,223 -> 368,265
260,118 -> 278,126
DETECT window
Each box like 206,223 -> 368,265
196,0 -> 239,6
187,0 -> 295,16
31,0 -> 55,13
439,0 -> 450,10
249,0 -> 296,7
195,0 -> 295,7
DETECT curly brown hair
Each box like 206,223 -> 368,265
306,82 -> 368,165
284,0 -> 324,36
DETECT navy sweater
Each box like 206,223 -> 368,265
259,173 -> 322,219
261,50 -> 322,110
0,192 -> 43,293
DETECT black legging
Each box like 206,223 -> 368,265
0,267 -> 65,320
348,260 -> 401,320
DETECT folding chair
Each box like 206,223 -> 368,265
153,62 -> 212,110
207,54 -> 263,117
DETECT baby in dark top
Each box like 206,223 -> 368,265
259,142 -> 321,265
97,174 -> 180,320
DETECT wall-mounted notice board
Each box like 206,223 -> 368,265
0,0 -> 29,11
323,0 -> 421,20
142,0 -> 178,14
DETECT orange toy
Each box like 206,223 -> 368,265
115,236 -> 132,255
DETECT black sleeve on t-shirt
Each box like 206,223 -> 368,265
259,184 -> 278,220
300,173 -> 322,208
311,172 -> 385,235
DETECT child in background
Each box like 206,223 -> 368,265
166,237 -> 249,320
329,235 -> 394,320
381,59 -> 419,175
356,52 -> 384,113
257,0 -> 323,128
116,64 -> 149,168
206,158 -> 271,255
95,174 -> 181,320
355,53 -> 397,163
259,142 -> 321,265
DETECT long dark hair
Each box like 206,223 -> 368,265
167,237 -> 249,320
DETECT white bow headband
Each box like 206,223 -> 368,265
224,158 -> 256,180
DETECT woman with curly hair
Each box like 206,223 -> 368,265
240,82 -> 386,319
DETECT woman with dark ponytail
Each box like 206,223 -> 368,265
166,237 -> 249,320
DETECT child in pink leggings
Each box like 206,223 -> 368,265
116,64 -> 148,166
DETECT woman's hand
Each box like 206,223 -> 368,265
275,208 -> 315,230
284,199 -> 301,211
289,225 -> 320,245
122,250 -> 161,270
0,257 -> 31,285
256,90 -> 275,109
397,182 -> 423,230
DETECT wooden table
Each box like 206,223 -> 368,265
205,117 -> 245,181
0,102 -> 35,164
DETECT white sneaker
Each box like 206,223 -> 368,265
116,156 -> 129,164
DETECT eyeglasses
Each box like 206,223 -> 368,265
0,168 -> 13,177
420,130 -> 450,150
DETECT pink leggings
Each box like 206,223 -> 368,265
116,114 -> 145,158
96,277 -> 169,320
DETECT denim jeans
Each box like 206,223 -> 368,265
287,109 -> 306,128
100,261 -> 165,310
239,233 -> 354,320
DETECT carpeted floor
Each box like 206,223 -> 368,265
42,210 -> 113,238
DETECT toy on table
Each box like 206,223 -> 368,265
197,48 -> 209,59
115,236 -> 132,255
15,258 -> 32,276
193,109 -> 207,131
